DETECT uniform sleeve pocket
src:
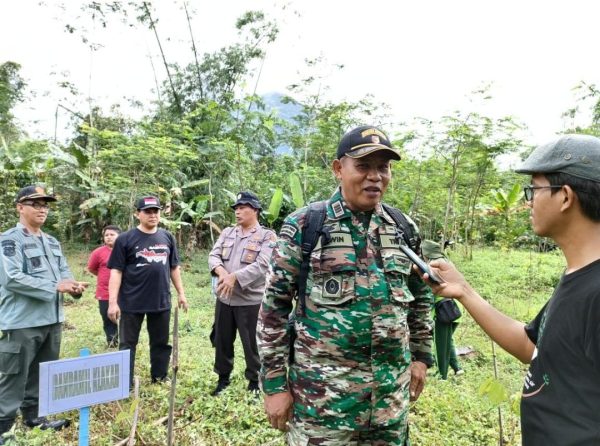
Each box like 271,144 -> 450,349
0,341 -> 21,375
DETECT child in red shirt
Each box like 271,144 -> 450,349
87,225 -> 121,347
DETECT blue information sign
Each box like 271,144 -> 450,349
39,350 -> 130,416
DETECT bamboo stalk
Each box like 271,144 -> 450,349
167,305 -> 179,445
128,376 -> 140,446
491,341 -> 504,445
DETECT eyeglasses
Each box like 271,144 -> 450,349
21,201 -> 50,210
523,185 -> 563,201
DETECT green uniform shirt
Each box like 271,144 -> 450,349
0,223 -> 72,330
258,188 -> 433,430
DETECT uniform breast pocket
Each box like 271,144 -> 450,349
381,247 -> 414,303
24,248 -> 47,275
241,243 -> 261,264
309,246 -> 356,306
221,241 -> 234,260
51,248 -> 64,267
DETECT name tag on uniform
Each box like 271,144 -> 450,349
380,234 -> 400,248
314,231 -> 353,251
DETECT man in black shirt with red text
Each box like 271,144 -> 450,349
423,135 -> 600,445
108,196 -> 188,386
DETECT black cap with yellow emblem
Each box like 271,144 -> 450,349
15,185 -> 57,203
336,125 -> 401,160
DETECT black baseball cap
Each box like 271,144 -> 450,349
336,125 -> 401,160
231,191 -> 262,210
15,185 -> 57,203
135,196 -> 162,210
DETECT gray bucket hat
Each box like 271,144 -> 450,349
515,134 -> 600,181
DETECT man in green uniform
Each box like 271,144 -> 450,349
0,186 -> 89,444
421,240 -> 463,380
258,126 -> 434,445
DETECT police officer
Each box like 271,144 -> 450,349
0,186 -> 89,443
258,126 -> 434,445
208,191 -> 276,395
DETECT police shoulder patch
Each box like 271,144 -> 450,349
279,224 -> 297,239
1,239 -> 17,257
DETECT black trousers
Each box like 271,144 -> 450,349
119,310 -> 172,385
98,300 -> 118,345
213,300 -> 260,383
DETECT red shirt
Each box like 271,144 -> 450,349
87,245 -> 113,300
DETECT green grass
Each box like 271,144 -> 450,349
11,246 -> 565,445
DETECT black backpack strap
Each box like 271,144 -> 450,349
382,204 -> 420,253
297,200 -> 328,316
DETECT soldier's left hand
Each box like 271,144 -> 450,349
409,361 -> 428,402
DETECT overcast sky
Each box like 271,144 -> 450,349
2,0 -> 599,146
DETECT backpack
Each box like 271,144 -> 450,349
296,200 -> 418,316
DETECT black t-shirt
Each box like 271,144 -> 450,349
521,259 -> 600,445
108,228 -> 179,313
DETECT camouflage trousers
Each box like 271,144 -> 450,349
287,419 -> 410,446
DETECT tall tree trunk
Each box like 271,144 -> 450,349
142,1 -> 182,116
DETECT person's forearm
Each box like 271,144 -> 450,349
108,270 -> 122,304
459,285 -> 534,363
170,266 -> 185,295
213,265 -> 228,276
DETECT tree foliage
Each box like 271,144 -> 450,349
1,5 -> 596,253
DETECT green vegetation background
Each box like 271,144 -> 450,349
13,246 -> 564,446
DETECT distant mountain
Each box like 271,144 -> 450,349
258,92 -> 304,154
261,92 -> 303,122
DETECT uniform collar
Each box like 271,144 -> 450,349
16,222 -> 42,237
327,187 -> 392,224
236,223 -> 260,237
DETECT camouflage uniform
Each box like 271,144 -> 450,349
258,188 -> 434,445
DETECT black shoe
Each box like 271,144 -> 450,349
24,417 -> 70,431
151,375 -> 170,385
107,339 -> 119,348
247,381 -> 261,398
211,380 -> 230,396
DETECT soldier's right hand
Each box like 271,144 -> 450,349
108,302 -> 121,323
264,391 -> 293,431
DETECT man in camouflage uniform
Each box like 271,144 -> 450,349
258,126 -> 434,445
